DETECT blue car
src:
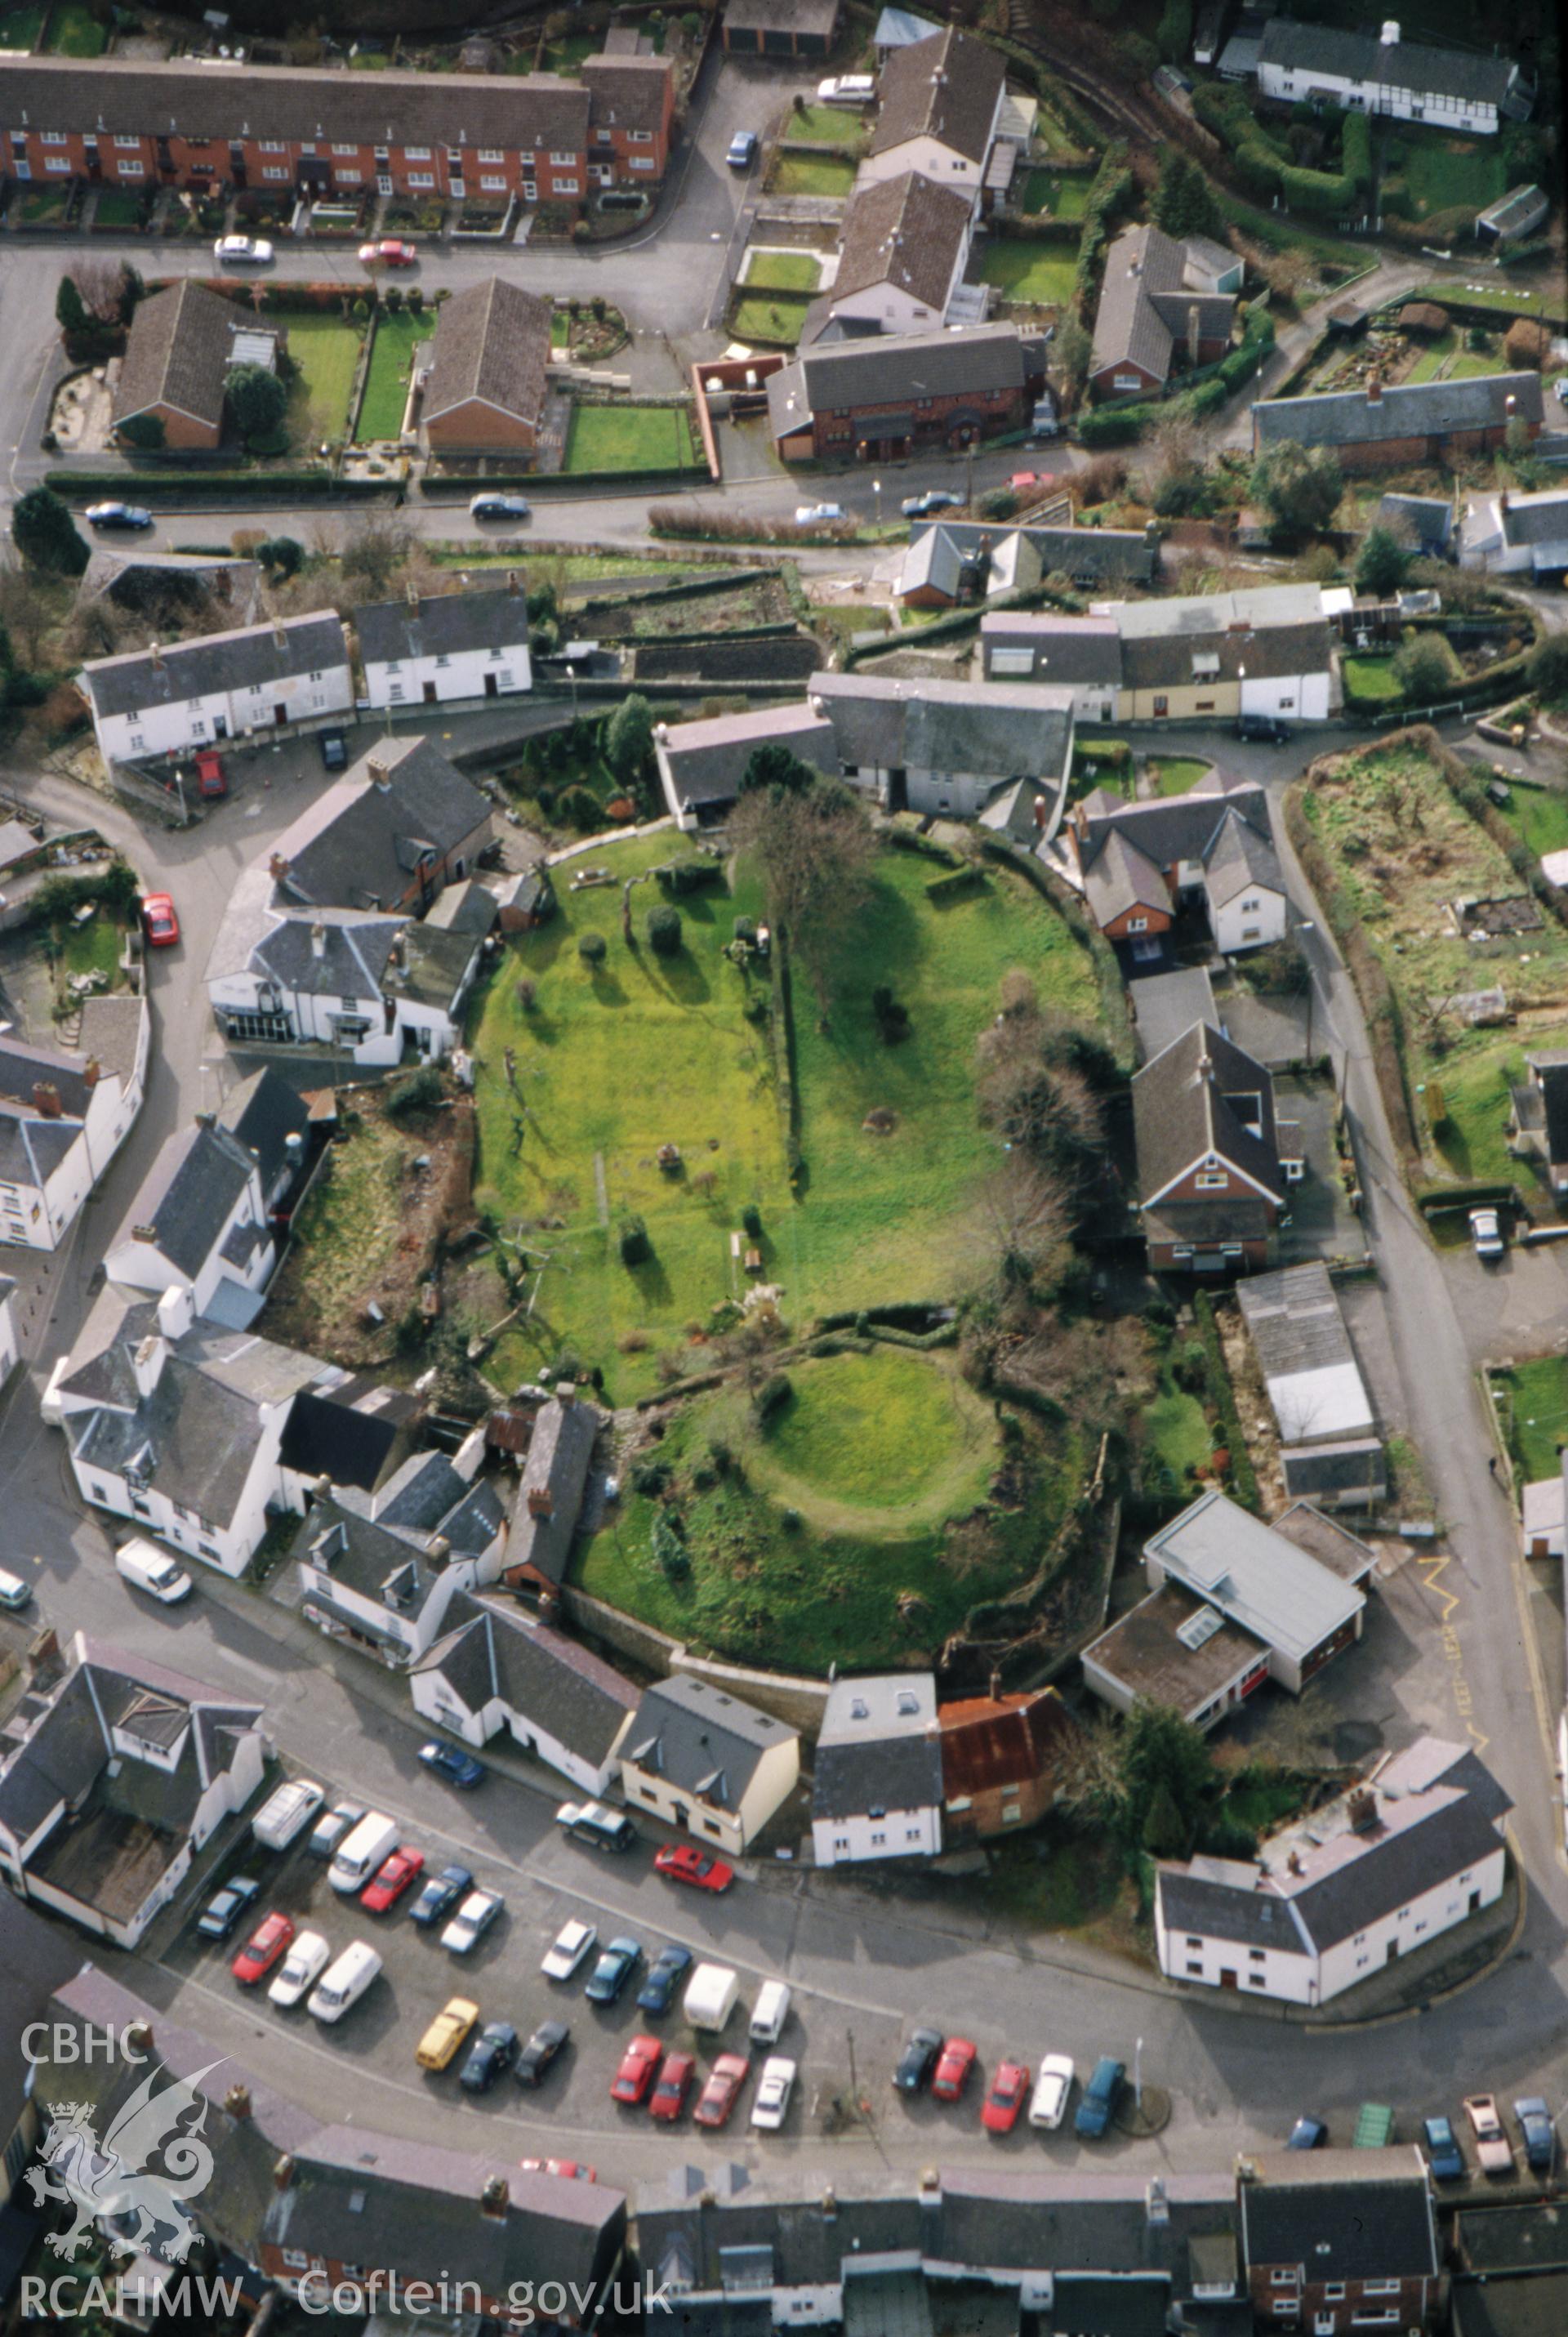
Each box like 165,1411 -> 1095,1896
585,1935 -> 642,2005
195,1876 -> 261,1941
1515,2097 -> 1555,2172
1073,2056 -> 1125,2140
1287,2116 -> 1327,2151
411,1862 -> 474,1928
1422,2115 -> 1465,2181
417,1739 -> 485,1790
637,1943 -> 693,2015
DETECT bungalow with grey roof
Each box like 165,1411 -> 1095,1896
411,1589 -> 638,1795
1253,370 -> 1544,473
1089,222 -> 1237,404
79,613 -> 352,769
1379,492 -> 1455,560
621,1674 -> 800,1854
897,517 -> 1156,610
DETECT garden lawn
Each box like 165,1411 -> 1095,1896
1504,787 -> 1568,863
1426,1020 -> 1568,1186
564,404 -> 697,473
1147,756 -> 1212,798
772,153 -> 855,198
782,104 -> 869,148
91,188 -> 145,229
1142,1368 -> 1211,1494
542,29 -> 596,70
1341,653 -> 1402,707
1490,1357 -> 1568,1487
356,310 -> 433,442
979,239 -> 1080,308
43,0 -> 103,51
0,5 -> 42,45
1396,132 -> 1507,221
286,314 -> 365,446
729,293 -> 811,347
51,911 -> 122,992
742,248 -> 822,292
1020,169 -> 1092,220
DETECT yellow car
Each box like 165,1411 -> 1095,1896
416,1996 -> 479,2072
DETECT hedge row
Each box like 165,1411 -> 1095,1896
769,920 -> 803,1188
924,865 -> 989,904
1192,1291 -> 1258,1510
1074,142 -> 1134,313
47,467 -> 384,502
1192,81 -> 1285,201
882,828 -> 959,867
1278,110 -> 1370,222
424,462 -> 703,498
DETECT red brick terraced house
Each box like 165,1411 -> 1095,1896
766,322 -> 1049,462
0,51 -> 672,207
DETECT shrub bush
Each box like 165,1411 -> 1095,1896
657,857 -> 723,897
577,931 -> 608,966
647,903 -> 682,956
386,1065 -> 443,1118
742,1202 -> 762,1238
755,1370 -> 792,1420
619,1213 -> 651,1265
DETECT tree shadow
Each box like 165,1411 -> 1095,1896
626,1251 -> 673,1309
646,949 -> 712,1007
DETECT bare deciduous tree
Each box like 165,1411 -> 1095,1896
70,256 -> 130,322
728,778 -> 875,1018
0,556 -> 57,667
336,514 -> 416,600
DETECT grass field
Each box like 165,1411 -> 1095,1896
1020,170 -> 1093,219
1142,1369 -> 1212,1492
1422,1027 -> 1568,1185
730,293 -> 812,346
0,5 -> 42,44
44,0 -> 104,51
49,911 -> 122,996
91,188 -> 146,228
1341,653 -> 1403,707
1394,132 -> 1507,222
771,153 -> 855,198
286,314 -> 365,447
474,836 -> 1098,1402
356,309 -> 432,442
1503,786 -> 1568,863
1490,1358 -> 1568,1487
979,239 -> 1080,308
1405,328 -> 1508,386
742,248 -> 822,292
563,404 -> 697,474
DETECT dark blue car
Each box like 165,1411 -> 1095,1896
1515,2098 -> 1555,2172
1287,2116 -> 1327,2151
417,1739 -> 485,1790
1073,2056 -> 1125,2140
585,1936 -> 642,2005
411,1863 -> 474,1928
1422,2115 -> 1465,2181
637,1943 -> 693,2015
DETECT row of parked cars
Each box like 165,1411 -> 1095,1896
891,2034 -> 1120,2138
1290,2095 -> 1557,2179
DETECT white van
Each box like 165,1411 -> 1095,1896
327,1812 -> 399,1894
307,1941 -> 382,2023
749,1979 -> 791,2047
116,1538 -> 193,1603
684,1962 -> 740,2032
252,1778 -> 325,1853
817,73 -> 875,105
41,1355 -> 71,1428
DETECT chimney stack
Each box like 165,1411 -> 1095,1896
272,2154 -> 295,2192
31,1082 -> 62,1119
273,619 -> 287,652
127,2021 -> 154,2056
1366,374 -> 1383,405
269,851 -> 290,883
225,2085 -> 252,2121
1505,392 -> 1517,418
1187,301 -> 1200,369
82,1059 -> 100,1090
149,641 -> 163,670
367,756 -> 390,791
480,2175 -> 509,2220
527,1487 -> 554,1519
988,1668 -> 1002,1702
1348,1784 -> 1379,1834
285,1130 -> 305,1165
311,923 -> 326,960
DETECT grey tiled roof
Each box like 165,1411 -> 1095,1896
1078,775 -> 1272,882
0,1887 -> 83,2138
1082,828 -> 1169,928
982,611 -> 1125,681
870,25 -> 1006,165
0,1031 -> 97,1119
723,0 -> 840,30
75,995 -> 146,1090
768,323 -> 1040,437
1379,493 -> 1454,549
1257,16 -> 1518,107
657,701 -> 838,810
354,583 -> 531,667
1501,489 -> 1568,547
1239,2149 -> 1439,2281
1201,806 -> 1283,909
1254,371 -> 1544,450
82,613 -> 349,723
218,1064 -> 310,1197
501,1395 -> 600,1589
808,671 -> 1072,783
1133,1023 -> 1283,1205
1291,1793 -> 1504,1951
624,1674 -> 795,1811
267,734 -> 490,912
831,172 -> 972,314
813,1729 -> 943,1821
425,277 -> 553,432
113,279 -> 249,435
1278,1439 -> 1388,1499
0,1113 -> 78,1189
412,1590 -> 639,1765
580,52 -> 670,135
110,1117 -> 258,1278
1156,1866 -> 1313,1956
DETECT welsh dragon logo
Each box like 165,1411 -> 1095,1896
26,2062 -> 225,2263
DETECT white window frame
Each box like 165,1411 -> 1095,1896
403,145 -> 433,161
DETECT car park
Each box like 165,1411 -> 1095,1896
1029,2054 -> 1075,2130
901,489 -> 963,519
361,1846 -> 425,1914
1074,2057 -> 1125,2140
318,729 -> 349,772
654,1844 -> 733,1893
307,1800 -> 365,1860
308,1941 -> 381,2024
1463,2094 -> 1514,2174
140,894 -> 180,948
267,1930 -> 330,2009
586,1935 -> 642,2005
515,2020 -> 570,2089
359,238 -> 417,265
542,1920 -> 598,1980
610,2034 -> 663,2107
693,2054 -> 750,2130
650,2049 -> 696,2123
1469,1207 -> 1505,1262
1422,2115 -> 1465,2181
1287,2116 -> 1328,2151
725,130 -> 757,169
196,1877 -> 261,1942
231,1911 -> 294,1985
893,2029 -> 943,2095
416,1997 -> 479,2072
85,502 -> 154,533
470,493 -> 531,523
637,1943 -> 693,2015
441,1889 -> 503,1956
213,234 -> 273,266
751,2057 -> 796,2131
981,2060 -> 1030,2134
0,1568 -> 32,1609
794,502 -> 845,526
411,1864 -> 474,1929
417,1739 -> 485,1790
931,2038 -> 977,2103
460,2022 -> 519,2094
1516,2096 -> 1555,2171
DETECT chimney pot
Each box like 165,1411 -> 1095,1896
225,2085 -> 252,2121
311,923 -> 327,959
1366,374 -> 1383,404
368,756 -> 390,790
480,2174 -> 509,2219
149,641 -> 163,670
82,1059 -> 100,1090
273,2153 -> 294,2192
31,1082 -> 62,1118
527,1487 -> 554,1519
1505,393 -> 1517,417
269,852 -> 290,882
126,2021 -> 154,2055
131,1224 -> 158,1244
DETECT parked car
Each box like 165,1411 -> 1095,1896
267,1929 -> 329,2009
556,1800 -> 635,1853
1515,2096 -> 1555,2172
318,729 -> 349,772
1029,2054 -> 1075,2130
213,234 -> 273,266
417,1738 -> 485,1790
194,748 -> 226,799
361,1846 -> 425,1914
308,1941 -> 381,2024
460,2021 -> 519,2094
1074,2056 -> 1125,2140
0,1568 -> 31,1610
196,1877 -> 261,1942
441,1889 -> 503,1956
1287,2116 -> 1328,2151
85,502 -> 154,533
650,2049 -> 696,2124
931,2037 -> 977,2103
654,1844 -> 733,1893
307,1800 -> 365,1861
892,2028 -> 943,2095
725,130 -> 758,169
470,493 -> 531,523
115,1538 -> 192,1603
610,2034 -> 663,2107
693,2053 -> 750,2130
586,1935 -> 643,2005
1463,2094 -> 1514,2175
1236,712 -> 1291,745
515,2020 -> 570,2089
637,1943 -> 693,2016
817,74 -> 875,104
416,1997 -> 480,2072
1421,2115 -> 1465,2181
541,1920 -> 597,1981
411,1863 -> 474,1929
751,2056 -> 796,2132
140,894 -> 180,948
981,2060 -> 1031,2134
1009,471 -> 1051,492
794,502 -> 845,526
231,1911 -> 295,1985
519,2158 -> 596,2182
359,238 -> 417,266
1469,1207 -> 1505,1262
902,489 -> 963,519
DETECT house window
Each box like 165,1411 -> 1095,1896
41,131 -> 67,144
118,160 -> 144,176
523,182 -> 538,200
549,149 -> 577,164
283,2251 -> 309,2272
1195,1171 -> 1228,1189
1000,1804 -> 1021,1822
1249,1948 -> 1265,1961
555,177 -> 580,194
1269,2272 -> 1295,2287
905,1826 -> 924,1842
627,128 -> 653,142
1248,1974 -> 1267,1987
1126,916 -> 1148,934
1153,694 -> 1169,717
262,166 -> 288,181
870,1831 -> 886,1848
408,172 -> 435,188
1186,1959 -> 1203,1974
258,140 -> 286,153
115,135 -> 140,149
338,170 -> 362,184
332,143 -> 359,155
477,145 -> 503,161
630,156 -> 656,171
833,1835 -> 849,1853
481,174 -> 506,190
403,145 -> 432,160
45,156 -> 72,172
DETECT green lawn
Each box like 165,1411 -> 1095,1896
1490,1358 -> 1568,1487
563,403 -> 698,474
730,293 -> 812,346
1147,756 -> 1212,798
1405,328 -> 1514,386
43,0 -> 104,51
542,29 -> 596,71
0,5 -> 42,45
771,152 -> 856,198
1504,787 -> 1568,863
1427,1029 -> 1568,1184
1142,1371 -> 1212,1493
782,103 -> 869,148
50,910 -> 122,992
356,309 -> 432,442
14,183 -> 71,224
979,239 -> 1080,308
1020,169 -> 1092,220
1406,280 -> 1563,323
742,248 -> 822,292
550,310 -> 569,349
1342,653 -> 1403,707
285,314 -> 365,447
756,1348 -> 995,1523
91,187 -> 146,228
1395,132 -> 1507,222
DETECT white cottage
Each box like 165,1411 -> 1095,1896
79,614 -> 352,768
354,582 -> 533,712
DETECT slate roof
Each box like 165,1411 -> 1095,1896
0,53 -> 592,151
396,920 -> 482,1012
1083,827 -> 1169,928
1525,1054 -> 1568,1163
1202,806 -> 1285,908
76,994 -> 145,1090
982,611 -> 1125,682
1132,1022 -> 1285,1206
1092,222 -> 1235,386
1499,488 -> 1568,548
0,1113 -> 78,1189
1238,2147 -> 1439,2281
277,1386 -> 408,1496
869,25 -> 1007,165
1257,16 -> 1518,108
1129,966 -> 1217,1064
1077,774 -> 1273,885
110,1117 -> 258,1278
1235,1264 -> 1375,1445
1290,1791 -> 1503,1951
1158,1865 -> 1314,1956
412,1590 -> 639,1765
218,1064 -> 310,1198
768,323 -> 1042,439
1145,1488 -> 1364,1667
831,172 -> 973,314
0,1882 -> 82,2137
0,1031 -> 100,1121
808,671 -> 1073,783
113,279 -> 245,435
1119,618 -> 1329,692
1254,371 -> 1544,450
425,277 -> 554,432
266,735 -> 490,912
1379,492 -> 1454,550
657,700 -> 839,811
911,528 -> 1153,607
82,613 -> 349,724
625,1675 -> 795,1813
580,51 -> 671,135
501,1394 -> 600,1590
813,1729 -> 944,1821
354,583 -> 532,668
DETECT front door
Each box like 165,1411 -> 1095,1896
1218,1969 -> 1237,1990
274,703 -> 287,725
483,672 -> 498,698
213,714 -> 228,738
423,680 -> 438,704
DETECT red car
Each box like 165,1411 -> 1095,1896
194,747 -> 226,799
693,2053 -> 750,2130
231,1911 -> 294,1986
140,893 -> 179,948
520,2158 -> 597,2183
361,1845 -> 425,1913
1010,471 -> 1054,492
932,2037 -> 978,2103
359,238 -> 417,266
654,1844 -> 735,1893
610,2034 -> 663,2107
980,2058 -> 1030,2134
649,2049 -> 696,2124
